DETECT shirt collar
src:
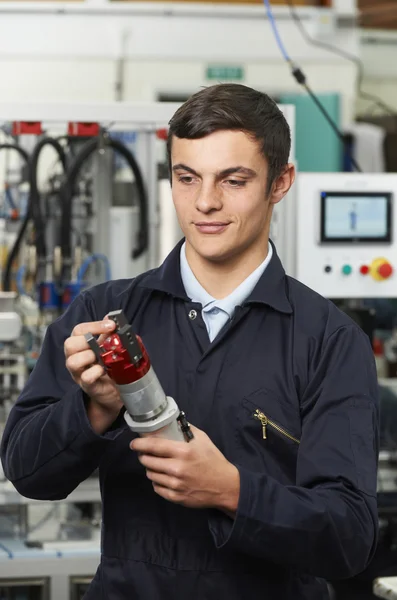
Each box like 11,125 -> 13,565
180,241 -> 273,318
179,243 -> 214,309
138,239 -> 292,314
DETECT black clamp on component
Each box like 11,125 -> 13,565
84,333 -> 105,369
177,411 -> 194,442
107,309 -> 143,366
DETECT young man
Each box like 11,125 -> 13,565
1,84 -> 379,600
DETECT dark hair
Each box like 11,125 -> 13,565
167,83 -> 291,195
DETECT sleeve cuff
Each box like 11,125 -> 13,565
61,386 -> 128,453
208,464 -> 253,549
80,391 -> 128,441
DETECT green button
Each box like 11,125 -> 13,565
342,264 -> 352,275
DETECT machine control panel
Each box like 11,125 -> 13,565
296,174 -> 397,298
322,258 -> 394,280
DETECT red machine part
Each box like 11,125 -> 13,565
100,333 -> 150,385
12,121 -> 43,136
68,122 -> 100,137
156,128 -> 168,141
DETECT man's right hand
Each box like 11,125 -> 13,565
64,319 -> 124,434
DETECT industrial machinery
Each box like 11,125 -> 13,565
0,291 -> 24,460
296,173 -> 397,299
86,309 -> 193,442
0,102 -> 183,311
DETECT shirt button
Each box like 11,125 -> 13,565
188,310 -> 197,320
212,308 -> 219,315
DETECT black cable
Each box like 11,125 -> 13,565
287,63 -> 362,172
29,137 -> 67,262
1,144 -> 30,291
264,0 -> 362,172
0,143 -> 29,166
60,135 -> 148,281
285,0 -> 396,118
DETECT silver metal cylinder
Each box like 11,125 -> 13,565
124,396 -> 185,441
117,365 -> 167,421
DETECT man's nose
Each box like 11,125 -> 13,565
195,183 -> 223,212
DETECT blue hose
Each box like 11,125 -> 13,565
0,541 -> 13,559
5,186 -> 16,210
15,264 -> 28,296
76,253 -> 111,284
263,0 -> 292,63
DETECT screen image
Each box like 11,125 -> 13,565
321,193 -> 391,242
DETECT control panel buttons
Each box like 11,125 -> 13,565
370,257 -> 393,281
359,265 -> 369,275
324,265 -> 332,273
378,262 -> 393,279
342,264 -> 352,275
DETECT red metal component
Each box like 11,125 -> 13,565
12,121 -> 42,136
100,333 -> 150,385
156,128 -> 168,141
67,122 -> 100,137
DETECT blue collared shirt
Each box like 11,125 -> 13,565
180,241 -> 273,341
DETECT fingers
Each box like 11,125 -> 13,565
151,483 -> 180,503
65,320 -> 116,358
65,349 -> 97,373
97,332 -> 111,345
72,320 -> 115,338
80,364 -> 107,386
138,454 -> 177,475
130,436 -> 187,458
146,470 -> 182,492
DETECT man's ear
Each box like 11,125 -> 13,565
269,163 -> 295,205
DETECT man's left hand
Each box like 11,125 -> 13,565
130,426 -> 240,514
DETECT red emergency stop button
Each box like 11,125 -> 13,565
378,262 -> 393,279
360,265 -> 369,275
370,258 -> 394,281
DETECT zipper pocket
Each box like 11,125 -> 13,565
254,409 -> 300,444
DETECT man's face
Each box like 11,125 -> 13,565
171,129 -> 293,265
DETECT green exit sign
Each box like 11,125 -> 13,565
206,65 -> 244,81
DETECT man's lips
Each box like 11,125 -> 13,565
194,222 -> 230,233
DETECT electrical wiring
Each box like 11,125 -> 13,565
28,137 -> 67,263
2,138 -> 68,292
15,264 -> 29,296
76,253 -> 112,284
1,144 -> 31,291
61,135 -> 148,282
285,0 -> 396,118
262,0 -> 362,173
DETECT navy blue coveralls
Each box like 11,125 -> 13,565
1,241 -> 379,599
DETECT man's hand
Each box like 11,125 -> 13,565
130,426 -> 240,515
64,318 -> 123,434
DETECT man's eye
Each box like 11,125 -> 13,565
226,180 -> 246,187
179,176 -> 194,184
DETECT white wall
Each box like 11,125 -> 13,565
0,2 -> 359,127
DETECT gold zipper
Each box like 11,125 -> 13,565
254,409 -> 300,444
